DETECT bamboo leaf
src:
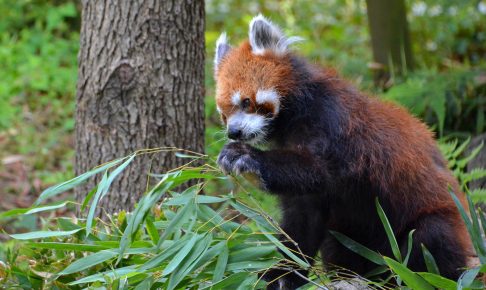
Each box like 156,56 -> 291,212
168,234 -> 212,290
205,272 -> 251,289
145,218 -> 160,245
156,196 -> 196,248
10,228 -> 82,240
163,234 -> 201,276
228,245 -> 276,263
59,250 -> 118,276
118,180 -> 173,263
68,266 -> 137,285
24,201 -> 70,215
165,195 -> 228,206
418,272 -> 456,290
190,240 -> 227,270
330,231 -> 385,265
258,224 -> 309,268
26,242 -> 109,252
403,230 -> 415,267
457,267 -> 480,290
383,257 -> 434,290
421,244 -> 440,275
35,157 -> 126,205
86,171 -> 108,235
81,186 -> 98,211
138,235 -> 191,271
375,198 -> 401,261
213,241 -> 229,283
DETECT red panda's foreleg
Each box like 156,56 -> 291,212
217,142 -> 330,195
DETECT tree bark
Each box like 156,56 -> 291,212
365,0 -> 413,86
75,0 -> 205,214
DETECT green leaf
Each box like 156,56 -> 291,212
418,272 -> 456,290
145,218 -> 160,245
85,171 -> 108,235
197,205 -> 236,233
205,272 -> 251,289
59,250 -> 118,276
231,201 -> 277,232
258,224 -> 310,268
35,157 -> 126,205
384,257 -> 434,290
190,240 -> 227,270
0,208 -> 30,219
421,244 -> 440,275
450,191 -> 486,264
466,193 -> 486,258
87,154 -> 136,235
167,234 -> 212,290
213,241 -> 229,283
163,234 -> 201,276
68,266 -> 137,285
236,273 -> 258,290
81,186 -> 98,211
118,180 -> 173,263
229,245 -> 276,263
329,231 -> 385,265
138,234 -> 191,271
24,201 -> 70,215
156,196 -> 196,248
9,228 -> 82,240
403,230 -> 415,267
164,195 -> 228,206
226,260 -> 278,271
26,242 -> 109,252
457,267 -> 481,290
375,198 -> 401,261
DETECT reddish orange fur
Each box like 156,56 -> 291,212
216,42 -> 296,120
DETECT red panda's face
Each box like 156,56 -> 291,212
214,15 -> 301,145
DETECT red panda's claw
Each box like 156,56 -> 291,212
217,142 -> 261,177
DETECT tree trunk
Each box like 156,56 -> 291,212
75,0 -> 205,215
365,0 -> 413,86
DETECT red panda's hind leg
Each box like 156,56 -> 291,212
403,213 -> 470,280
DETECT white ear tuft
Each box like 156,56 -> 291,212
214,32 -> 232,72
249,14 -> 302,55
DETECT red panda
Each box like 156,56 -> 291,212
214,14 -> 474,289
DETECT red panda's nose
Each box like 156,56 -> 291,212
228,127 -> 242,140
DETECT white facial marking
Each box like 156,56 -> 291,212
231,91 -> 241,106
256,89 -> 280,114
216,105 -> 222,114
227,112 -> 268,144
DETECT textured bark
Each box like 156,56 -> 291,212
75,0 -> 205,214
365,0 -> 413,85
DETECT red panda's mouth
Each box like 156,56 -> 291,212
226,111 -> 269,145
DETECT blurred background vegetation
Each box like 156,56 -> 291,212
0,0 -> 485,233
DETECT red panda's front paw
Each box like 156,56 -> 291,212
217,142 -> 261,176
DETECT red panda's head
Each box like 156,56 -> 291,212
214,15 -> 302,145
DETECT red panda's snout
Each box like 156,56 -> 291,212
220,89 -> 280,144
213,14 -> 301,145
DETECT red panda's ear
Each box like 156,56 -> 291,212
214,32 -> 231,73
249,14 -> 302,56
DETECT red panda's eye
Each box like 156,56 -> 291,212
242,98 -> 251,110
